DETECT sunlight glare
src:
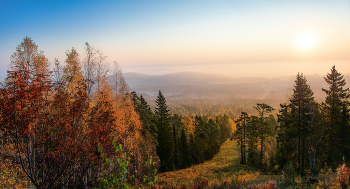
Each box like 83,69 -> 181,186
295,33 -> 315,50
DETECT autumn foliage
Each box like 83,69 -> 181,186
0,37 -> 145,188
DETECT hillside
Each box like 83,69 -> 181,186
156,140 -> 277,188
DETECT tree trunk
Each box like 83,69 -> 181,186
260,137 -> 263,169
240,138 -> 243,164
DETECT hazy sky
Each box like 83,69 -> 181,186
0,0 -> 349,79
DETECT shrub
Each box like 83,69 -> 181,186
280,161 -> 295,187
335,159 -> 350,189
95,141 -> 158,189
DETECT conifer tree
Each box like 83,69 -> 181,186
234,111 -> 249,164
322,65 -> 350,168
246,115 -> 260,166
155,90 -> 174,172
207,118 -> 220,158
193,116 -> 209,163
254,103 -> 274,170
289,73 -> 315,175
276,104 -> 293,168
180,128 -> 190,168
171,114 -> 184,170
131,92 -> 158,146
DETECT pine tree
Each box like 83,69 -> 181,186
246,115 -> 260,166
234,111 -> 249,164
171,114 -> 184,170
289,73 -> 315,175
340,103 -> 350,159
276,103 -> 293,169
322,65 -> 350,168
155,90 -> 174,172
254,103 -> 274,170
276,73 -> 317,175
180,128 -> 190,168
131,92 -> 158,146
193,116 -> 208,163
207,118 -> 220,159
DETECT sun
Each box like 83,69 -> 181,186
295,33 -> 315,50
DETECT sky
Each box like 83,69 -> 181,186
0,0 -> 349,79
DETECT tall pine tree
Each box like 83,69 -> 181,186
322,65 -> 350,168
155,90 -> 174,172
254,103 -> 274,170
234,111 -> 249,164
289,73 -> 315,175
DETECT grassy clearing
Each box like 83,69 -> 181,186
157,140 -> 279,188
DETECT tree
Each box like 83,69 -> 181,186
171,114 -> 184,170
289,73 -> 315,175
254,103 -> 274,170
9,37 -> 50,77
131,92 -> 158,165
207,118 -> 220,159
276,103 -> 293,169
307,103 -> 325,176
234,111 -> 249,164
246,115 -> 260,166
1,38 -> 148,188
82,42 -> 97,97
180,128 -> 190,168
322,65 -> 350,168
276,73 -> 318,175
155,90 -> 174,172
193,116 -> 209,164
217,114 -> 234,143
62,48 -> 84,95
0,38 -> 97,188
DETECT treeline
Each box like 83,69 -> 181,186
233,67 -> 350,177
131,91 -> 235,172
0,37 -> 235,188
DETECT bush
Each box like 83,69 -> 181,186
280,161 -> 295,187
95,141 -> 158,189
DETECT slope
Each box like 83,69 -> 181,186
157,140 -> 278,188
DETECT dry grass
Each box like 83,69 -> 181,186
156,140 -> 279,188
154,140 -> 350,189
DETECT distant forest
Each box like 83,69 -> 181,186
0,37 -> 349,188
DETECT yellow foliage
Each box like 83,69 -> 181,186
228,118 -> 236,133
181,116 -> 195,137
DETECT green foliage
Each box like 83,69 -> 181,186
281,161 -> 296,187
96,142 -> 132,189
155,90 -> 174,172
96,141 -> 158,189
180,128 -> 191,168
276,73 -> 318,176
234,111 -> 249,165
322,65 -> 350,169
142,157 -> 158,188
131,91 -> 158,146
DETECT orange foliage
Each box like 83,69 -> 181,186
0,37 -> 144,187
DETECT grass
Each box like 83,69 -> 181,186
157,140 -> 279,188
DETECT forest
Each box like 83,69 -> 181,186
0,37 -> 350,189
0,38 -> 235,188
